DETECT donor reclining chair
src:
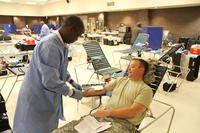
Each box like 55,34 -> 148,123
75,41 -> 122,83
52,60 -> 175,133
136,44 -> 184,132
82,60 -> 174,133
114,33 -> 149,55
113,33 -> 149,68
81,43 -> 185,132
136,63 -> 175,133
55,43 -> 184,133
83,44 -> 185,132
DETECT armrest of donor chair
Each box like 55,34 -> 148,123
88,56 -> 103,63
6,65 -> 26,76
82,83 -> 112,97
82,83 -> 112,113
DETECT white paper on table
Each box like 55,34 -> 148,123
96,122 -> 112,133
74,116 -> 112,133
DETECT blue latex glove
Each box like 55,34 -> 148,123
71,82 -> 82,91
70,90 -> 83,100
106,91 -> 112,97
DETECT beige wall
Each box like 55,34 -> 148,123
0,16 -> 13,29
0,3 -> 42,16
26,17 -> 43,30
149,6 -> 200,40
40,0 -> 200,16
0,0 -> 200,16
106,10 -> 149,30
105,6 -> 200,40
0,6 -> 199,41
13,17 -> 26,29
48,16 -> 60,25
12,17 -> 44,29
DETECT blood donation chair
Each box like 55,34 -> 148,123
51,59 -> 175,133
80,44 -> 185,132
112,33 -> 149,65
75,41 -> 122,83
53,43 -> 186,133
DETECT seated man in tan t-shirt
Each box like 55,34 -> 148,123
84,58 -> 153,127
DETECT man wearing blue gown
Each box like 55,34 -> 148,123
39,20 -> 50,39
13,16 -> 85,133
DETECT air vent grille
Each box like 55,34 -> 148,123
107,2 -> 115,6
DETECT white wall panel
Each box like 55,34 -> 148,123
0,0 -> 200,16
0,3 -> 42,16
42,0 -> 200,16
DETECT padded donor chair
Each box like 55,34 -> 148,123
123,62 -> 175,133
75,41 -> 122,83
113,33 -> 149,67
52,60 -> 175,133
117,45 -> 185,132
136,63 -> 175,133
114,33 -> 149,60
115,33 -> 149,54
55,44 -> 186,133
81,60 -> 175,133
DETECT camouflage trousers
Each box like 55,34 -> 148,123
52,116 -> 136,133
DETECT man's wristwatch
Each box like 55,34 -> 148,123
69,79 -> 74,84
71,89 -> 75,97
68,89 -> 75,97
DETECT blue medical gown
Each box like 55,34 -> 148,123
13,33 -> 71,133
40,24 -> 50,39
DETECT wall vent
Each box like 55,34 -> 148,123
107,2 -> 115,6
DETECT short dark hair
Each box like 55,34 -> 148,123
62,16 -> 85,34
133,58 -> 149,75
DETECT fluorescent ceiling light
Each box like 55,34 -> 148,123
0,0 -> 50,4
26,1 -> 37,5
32,0 -> 48,2
0,0 -> 12,2
26,0 -> 48,4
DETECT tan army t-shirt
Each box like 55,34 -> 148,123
106,77 -> 153,125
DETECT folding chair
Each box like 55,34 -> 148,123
83,42 -> 185,132
75,41 -> 122,83
136,44 -> 188,132
87,43 -> 184,105
135,63 -> 175,133
115,33 -> 149,54
158,43 -> 184,63
0,65 -> 26,103
113,33 -> 149,67
0,66 -> 23,133
0,51 -> 29,103
81,61 -> 175,133
56,43 -> 187,133
158,43 -> 190,93
135,45 -> 189,132
0,64 -> 26,133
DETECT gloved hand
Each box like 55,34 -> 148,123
71,81 -> 82,91
106,91 -> 112,97
70,89 -> 83,101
